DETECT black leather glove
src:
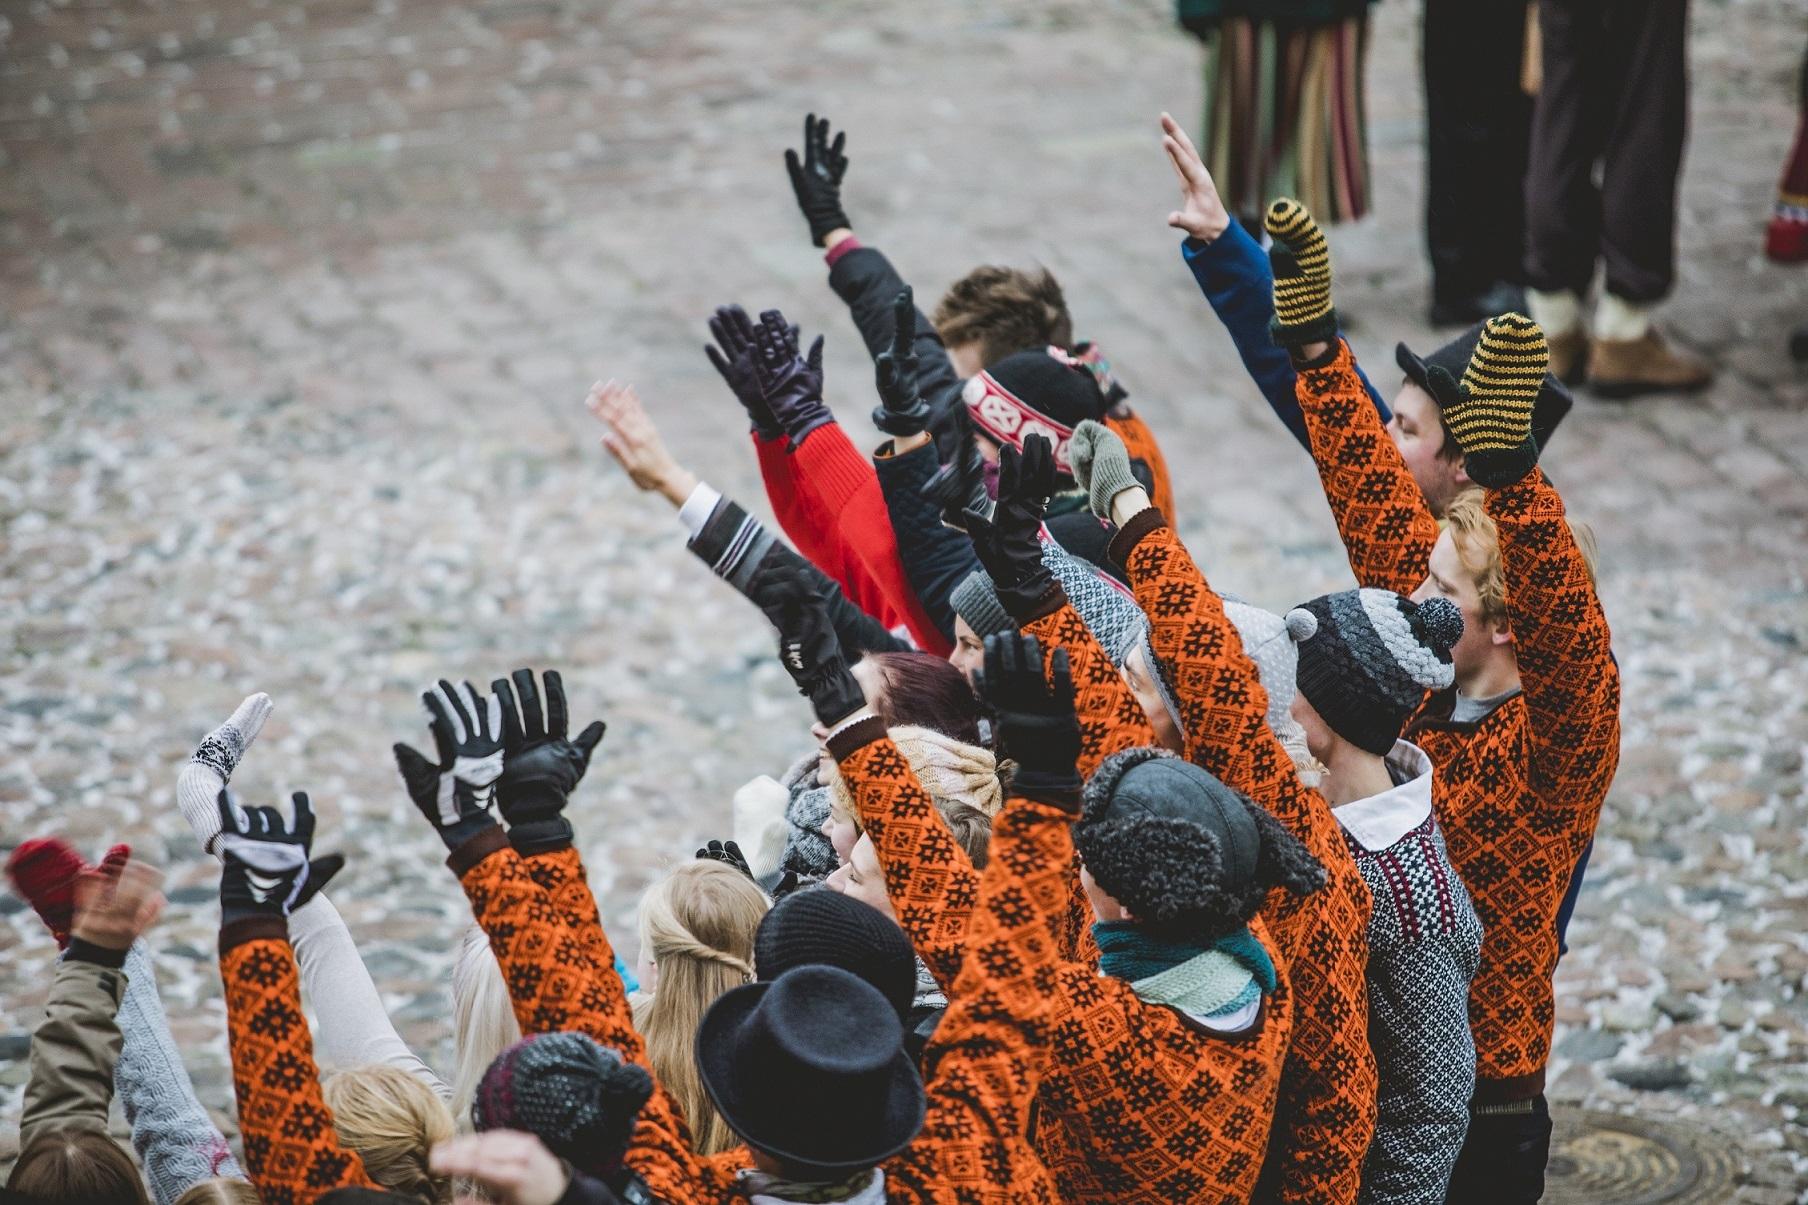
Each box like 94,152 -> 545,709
921,403 -> 991,532
965,436 -> 1062,621
873,288 -> 932,438
751,309 -> 833,451
493,668 -> 607,856
696,839 -> 755,881
705,305 -> 783,441
217,789 -> 344,925
974,634 -> 1082,812
784,113 -> 851,247
393,680 -> 506,852
775,584 -> 866,727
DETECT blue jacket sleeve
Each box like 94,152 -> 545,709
1180,226 -> 1388,449
872,439 -> 976,642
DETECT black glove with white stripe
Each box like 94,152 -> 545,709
394,679 -> 506,852
217,789 -> 344,925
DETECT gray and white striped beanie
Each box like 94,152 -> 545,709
1286,589 -> 1462,755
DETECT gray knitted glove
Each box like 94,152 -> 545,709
1068,420 -> 1142,520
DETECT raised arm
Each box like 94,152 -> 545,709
214,791 -> 374,1204
1160,113 -> 1387,448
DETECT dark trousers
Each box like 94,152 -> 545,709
1423,0 -> 1533,301
1524,0 -> 1690,303
1445,1095 -> 1554,1203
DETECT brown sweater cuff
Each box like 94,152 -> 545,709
826,715 -> 889,763
219,917 -> 289,955
446,826 -> 513,879
1472,1069 -> 1547,1105
1106,506 -> 1168,567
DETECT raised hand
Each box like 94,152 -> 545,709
5,838 -> 131,949
492,668 -> 606,856
71,856 -> 165,952
1068,419 -> 1147,522
1265,198 -> 1339,349
1161,112 -> 1231,244
705,304 -> 783,440
921,403 -> 991,531
393,680 -> 506,852
178,692 -> 274,856
217,790 -> 343,925
784,113 -> 851,247
873,287 -> 932,438
774,579 -> 866,727
585,379 -> 699,506
965,435 -> 1062,621
751,308 -> 833,450
974,633 -> 1082,811
696,839 -> 755,881
1433,313 -> 1549,488
430,1131 -> 572,1205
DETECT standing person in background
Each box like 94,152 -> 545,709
1422,1 -> 1533,325
1522,0 -> 1712,395
1176,0 -> 1378,232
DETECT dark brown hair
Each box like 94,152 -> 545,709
865,651 -> 984,747
6,1130 -> 151,1205
933,265 -> 1074,369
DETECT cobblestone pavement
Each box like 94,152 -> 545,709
3,0 -> 1805,1195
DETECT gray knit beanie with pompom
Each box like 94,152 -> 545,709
1286,589 -> 1463,755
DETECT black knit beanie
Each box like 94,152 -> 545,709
472,1032 -> 652,1178
962,347 -> 1107,477
1074,748 -> 1324,943
1287,589 -> 1464,755
754,886 -> 919,1022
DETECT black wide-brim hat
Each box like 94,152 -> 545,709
696,964 -> 926,1178
1397,322 -> 1573,452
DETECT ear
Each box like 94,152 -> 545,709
1450,458 -> 1472,489
1489,618 -> 1514,647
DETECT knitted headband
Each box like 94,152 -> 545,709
1286,589 -> 1463,756
827,725 -> 1003,821
962,369 -> 1077,474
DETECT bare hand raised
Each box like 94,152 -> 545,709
1161,113 -> 1231,244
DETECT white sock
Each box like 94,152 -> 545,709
1593,293 -> 1653,342
177,693 -> 274,856
1526,288 -> 1585,337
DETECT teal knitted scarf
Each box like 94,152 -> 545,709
1093,922 -> 1277,1019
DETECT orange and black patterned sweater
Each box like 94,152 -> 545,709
220,919 -> 375,1204
451,773 -> 1068,1205
1295,340 -> 1621,1100
840,694 -> 1296,1204
1086,510 -> 1377,1205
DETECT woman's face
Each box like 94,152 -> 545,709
825,834 -> 895,920
949,614 -> 986,683
1120,643 -> 1184,753
823,807 -> 860,864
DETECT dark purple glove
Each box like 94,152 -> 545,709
705,305 -> 783,441
752,309 -> 833,451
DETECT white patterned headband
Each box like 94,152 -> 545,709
961,369 -> 1075,474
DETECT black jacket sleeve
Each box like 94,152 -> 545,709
687,494 -> 910,659
872,440 -> 979,642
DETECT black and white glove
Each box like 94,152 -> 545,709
493,668 -> 607,856
394,679 -> 506,852
775,585 -> 866,727
217,789 -> 344,925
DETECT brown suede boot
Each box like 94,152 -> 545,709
1586,329 -> 1712,398
1547,329 -> 1588,385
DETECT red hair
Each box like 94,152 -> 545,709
865,652 -> 984,746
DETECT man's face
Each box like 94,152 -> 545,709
1386,381 -> 1470,515
1120,643 -> 1184,753
1411,528 -> 1506,675
947,340 -> 985,380
949,614 -> 985,682
1288,690 -> 1334,762
824,834 -> 896,920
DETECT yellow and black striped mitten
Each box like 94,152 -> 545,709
1432,312 -> 1548,487
1265,198 -> 1338,348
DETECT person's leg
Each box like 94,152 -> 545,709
1587,0 -> 1711,394
1445,1096 -> 1555,1204
1423,0 -> 1533,323
1523,1 -> 1609,380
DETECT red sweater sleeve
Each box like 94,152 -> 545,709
830,717 -> 982,989
220,930 -> 374,1204
1294,340 -> 1439,597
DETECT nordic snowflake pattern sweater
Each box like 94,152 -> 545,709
1336,741 -> 1483,1204
1296,340 -> 1620,1099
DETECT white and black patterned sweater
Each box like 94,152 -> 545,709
1336,740 -> 1485,1205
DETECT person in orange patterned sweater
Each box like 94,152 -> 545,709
1262,198 -> 1621,1203
398,658 -> 1074,1204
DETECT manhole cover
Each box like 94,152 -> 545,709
1545,1106 -> 1743,1204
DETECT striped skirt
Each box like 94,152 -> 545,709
1197,16 -> 1371,224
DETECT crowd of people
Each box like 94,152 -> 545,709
6,108 -> 1622,1205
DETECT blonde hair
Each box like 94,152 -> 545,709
1442,488 -> 1598,627
450,923 -> 521,1126
322,1065 -> 456,1203
174,1181 -> 260,1205
630,861 -> 767,1156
